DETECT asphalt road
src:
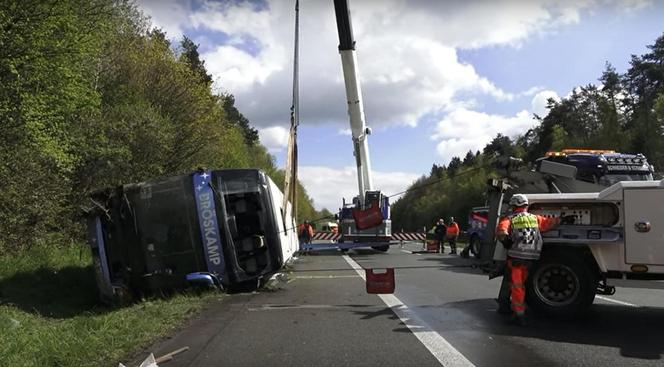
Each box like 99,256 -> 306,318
142,242 -> 664,367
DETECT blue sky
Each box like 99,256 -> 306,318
459,5 -> 664,115
139,0 -> 664,210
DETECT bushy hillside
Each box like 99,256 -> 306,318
0,0 -> 319,253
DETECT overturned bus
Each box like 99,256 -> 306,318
85,169 -> 298,303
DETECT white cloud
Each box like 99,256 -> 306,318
608,0 -> 653,13
134,0 -> 656,210
258,126 -> 289,153
147,0 -> 608,130
531,90 -> 561,116
140,0 -> 190,39
190,1 -> 272,36
299,166 -> 419,211
431,90 -> 565,164
203,45 -> 285,94
137,0 -> 653,132
432,108 -> 534,164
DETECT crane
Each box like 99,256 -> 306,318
333,0 -> 391,250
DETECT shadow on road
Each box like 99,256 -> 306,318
353,306 -> 401,321
439,298 -> 664,360
296,249 -> 345,257
347,249 -> 393,256
416,254 -> 486,276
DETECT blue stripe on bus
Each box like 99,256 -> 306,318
193,171 -> 226,277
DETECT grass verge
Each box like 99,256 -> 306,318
0,244 -> 216,367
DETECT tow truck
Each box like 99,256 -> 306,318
520,180 -> 664,316
466,149 -> 655,259
475,149 -> 663,316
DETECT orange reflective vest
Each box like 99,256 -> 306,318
446,222 -> 460,237
496,208 -> 558,260
299,224 -> 314,237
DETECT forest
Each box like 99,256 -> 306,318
0,0 -> 320,253
392,34 -> 664,232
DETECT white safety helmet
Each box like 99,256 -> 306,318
509,194 -> 529,207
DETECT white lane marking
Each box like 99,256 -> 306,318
401,249 -> 413,254
342,254 -> 475,367
294,275 -> 358,279
248,304 -> 374,311
596,295 -> 639,307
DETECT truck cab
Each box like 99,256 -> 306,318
536,149 -> 654,186
467,207 -> 490,258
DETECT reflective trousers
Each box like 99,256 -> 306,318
507,259 -> 530,316
447,236 -> 457,253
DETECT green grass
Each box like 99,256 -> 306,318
0,244 -> 216,367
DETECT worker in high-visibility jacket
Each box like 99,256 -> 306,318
433,219 -> 446,253
445,217 -> 460,255
299,220 -> 315,244
496,194 -> 559,326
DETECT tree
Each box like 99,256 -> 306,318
0,0 -> 113,250
600,62 -> 621,105
447,157 -> 462,176
624,33 -> 664,165
220,94 -> 260,146
549,125 -> 568,151
429,163 -> 446,178
483,134 -> 514,157
463,150 -> 476,165
0,0 -> 318,252
179,36 -> 212,85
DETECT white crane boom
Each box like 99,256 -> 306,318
333,0 -> 373,204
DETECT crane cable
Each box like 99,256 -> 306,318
283,0 -> 300,220
277,163 -> 492,235
386,165 -> 488,199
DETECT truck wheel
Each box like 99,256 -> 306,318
470,235 -> 481,259
526,251 -> 597,317
372,245 -> 390,252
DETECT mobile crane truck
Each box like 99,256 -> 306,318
333,0 -> 391,251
